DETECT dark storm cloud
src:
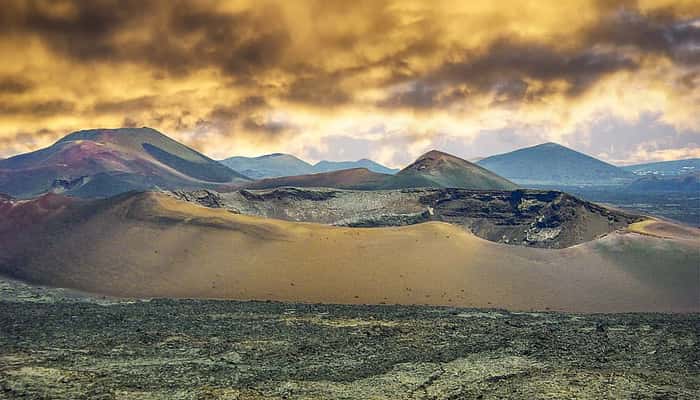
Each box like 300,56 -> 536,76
0,77 -> 33,94
380,39 -> 639,109
164,4 -> 290,76
238,96 -> 268,109
204,96 -> 270,130
445,40 -> 639,95
1,0 -> 289,78
585,12 -> 700,64
241,117 -> 291,136
92,96 -> 158,114
0,99 -> 75,116
6,0 -> 693,112
0,0 -> 150,60
380,9 -> 698,110
284,76 -> 353,106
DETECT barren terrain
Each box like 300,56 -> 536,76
171,187 -> 641,248
0,278 -> 698,399
1,192 -> 698,312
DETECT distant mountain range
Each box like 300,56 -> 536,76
247,150 -> 517,191
625,172 -> 700,193
622,158 -> 699,176
1,127 -> 697,199
477,142 -> 635,185
0,127 -> 250,198
220,153 -> 398,179
0,128 -> 516,198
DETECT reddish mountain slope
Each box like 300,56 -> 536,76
0,127 -> 250,198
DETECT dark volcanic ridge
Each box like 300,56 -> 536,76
170,187 -> 642,249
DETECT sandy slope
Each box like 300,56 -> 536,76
1,192 -> 698,312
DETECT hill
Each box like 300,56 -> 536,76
245,168 -> 392,190
622,158 -> 700,176
384,150 -> 518,190
0,127 -> 250,198
0,191 -> 697,312
312,159 -> 398,175
625,172 -> 700,193
220,153 -> 398,179
478,142 -> 635,185
220,153 -> 313,179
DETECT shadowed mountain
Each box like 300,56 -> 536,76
0,127 -> 250,198
1,191 -> 697,312
220,153 -> 313,179
313,159 -> 398,175
246,168 -> 392,190
478,142 -> 635,185
622,158 -> 700,176
384,150 -> 518,190
625,172 -> 700,193
221,153 -> 398,179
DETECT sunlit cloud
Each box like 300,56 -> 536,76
0,0 -> 698,166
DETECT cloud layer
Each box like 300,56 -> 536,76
0,0 -> 698,166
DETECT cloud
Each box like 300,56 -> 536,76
92,96 -> 158,114
0,99 -> 75,116
0,76 -> 33,94
0,0 -> 698,164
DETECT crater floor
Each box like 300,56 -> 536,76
170,187 -> 642,248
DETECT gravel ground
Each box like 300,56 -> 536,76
0,278 -> 698,399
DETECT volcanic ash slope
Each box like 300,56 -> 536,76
1,192 -> 697,313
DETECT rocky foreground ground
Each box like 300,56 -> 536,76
0,278 -> 698,399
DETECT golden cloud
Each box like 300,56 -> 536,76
0,0 -> 698,165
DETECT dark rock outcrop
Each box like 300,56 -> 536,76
51,176 -> 89,192
169,190 -> 225,209
167,187 -> 642,248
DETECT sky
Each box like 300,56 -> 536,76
0,0 -> 699,167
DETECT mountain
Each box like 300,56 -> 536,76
477,142 -> 635,185
625,172 -> 700,193
245,168 -> 392,190
312,159 -> 399,175
622,158 -> 700,176
0,127 -> 250,198
1,191 -> 697,312
220,153 -> 313,179
385,150 -> 518,190
220,153 -> 398,179
244,150 -> 517,191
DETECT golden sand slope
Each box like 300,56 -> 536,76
627,219 -> 700,241
2,192 -> 698,313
